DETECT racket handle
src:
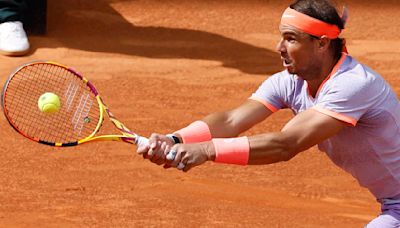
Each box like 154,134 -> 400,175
135,136 -> 149,148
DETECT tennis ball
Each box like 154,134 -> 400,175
38,92 -> 61,113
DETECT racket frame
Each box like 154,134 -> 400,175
1,61 -> 141,147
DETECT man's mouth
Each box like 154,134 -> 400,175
281,57 -> 292,67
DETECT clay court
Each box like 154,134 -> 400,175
0,0 -> 399,227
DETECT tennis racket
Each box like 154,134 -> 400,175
1,61 -> 149,148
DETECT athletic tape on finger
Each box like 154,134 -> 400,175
166,150 -> 186,170
177,162 -> 185,170
166,150 -> 176,161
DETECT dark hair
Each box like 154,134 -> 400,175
290,0 -> 345,59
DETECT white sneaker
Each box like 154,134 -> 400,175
0,21 -> 30,56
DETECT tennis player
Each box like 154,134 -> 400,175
137,0 -> 400,227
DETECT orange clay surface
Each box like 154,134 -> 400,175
0,0 -> 399,227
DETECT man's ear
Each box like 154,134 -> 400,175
318,35 -> 331,51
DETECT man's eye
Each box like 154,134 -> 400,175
287,37 -> 296,43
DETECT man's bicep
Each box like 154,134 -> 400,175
281,109 -> 347,152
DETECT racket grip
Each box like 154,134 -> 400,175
136,136 -> 149,148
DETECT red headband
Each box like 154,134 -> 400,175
281,7 -> 341,39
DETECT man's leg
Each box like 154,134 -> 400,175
366,214 -> 400,228
366,203 -> 400,228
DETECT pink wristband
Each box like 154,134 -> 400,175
174,121 -> 212,143
212,136 -> 250,165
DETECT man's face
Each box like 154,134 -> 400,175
276,24 -> 321,79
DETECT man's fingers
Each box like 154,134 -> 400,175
147,148 -> 155,158
182,164 -> 191,172
149,133 -> 161,149
163,144 -> 171,156
171,151 -> 184,167
177,162 -> 186,170
136,144 -> 150,155
166,149 -> 186,170
178,155 -> 190,171
163,164 -> 172,169
166,149 -> 177,161
152,156 -> 166,165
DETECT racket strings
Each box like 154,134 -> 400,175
3,63 -> 101,144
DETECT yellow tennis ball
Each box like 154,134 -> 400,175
38,92 -> 61,114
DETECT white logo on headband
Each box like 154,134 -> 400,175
282,14 -> 295,18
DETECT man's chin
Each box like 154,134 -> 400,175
285,66 -> 295,74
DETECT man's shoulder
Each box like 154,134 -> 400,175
334,55 -> 383,85
325,55 -> 388,97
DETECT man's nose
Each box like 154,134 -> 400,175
276,39 -> 285,53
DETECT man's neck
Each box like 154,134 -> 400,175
306,54 -> 340,97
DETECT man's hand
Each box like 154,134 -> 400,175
165,141 -> 215,172
136,133 -> 175,165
